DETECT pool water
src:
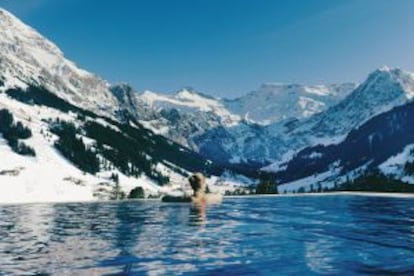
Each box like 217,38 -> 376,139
0,194 -> 413,275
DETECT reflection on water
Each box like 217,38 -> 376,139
0,195 -> 413,274
189,204 -> 207,226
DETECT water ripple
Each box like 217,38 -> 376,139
0,195 -> 413,274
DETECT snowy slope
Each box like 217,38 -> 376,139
139,84 -> 355,126
291,67 -> 414,139
0,8 -> 118,116
275,95 -> 414,193
257,67 -> 414,167
0,93 -> 163,203
191,66 -> 414,166
0,7 -> 257,204
224,83 -> 356,124
0,87 -> 248,203
110,86 -> 240,149
2,7 -> 414,198
131,67 -> 414,166
140,87 -> 240,126
379,144 -> 414,184
132,83 -> 355,162
0,8 -> 255,203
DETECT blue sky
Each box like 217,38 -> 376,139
1,0 -> 414,97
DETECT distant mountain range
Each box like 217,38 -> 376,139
1,7 -> 414,202
109,80 -> 357,164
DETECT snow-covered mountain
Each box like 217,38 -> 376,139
131,70 -> 414,195
0,8 -> 253,203
276,97 -> 414,193
108,65 -> 414,169
225,82 -> 356,124
0,86 -> 236,203
202,66 -> 414,166
291,66 -> 414,139
258,66 -> 414,193
140,87 -> 241,125
138,83 -> 356,126
0,8 -> 118,116
2,6 -> 414,199
129,83 -> 355,161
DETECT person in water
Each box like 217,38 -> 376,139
162,172 -> 222,204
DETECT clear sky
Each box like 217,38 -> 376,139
1,0 -> 414,97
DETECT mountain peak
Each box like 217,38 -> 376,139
175,87 -> 217,101
0,8 -> 63,58
374,65 -> 407,75
368,66 -> 406,80
363,67 -> 414,98
110,83 -> 137,100
378,65 -> 391,72
111,83 -> 135,93
175,87 -> 197,97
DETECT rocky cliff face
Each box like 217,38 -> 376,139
0,8 -> 118,116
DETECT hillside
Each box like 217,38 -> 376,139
1,6 -> 414,200
0,8 -> 253,203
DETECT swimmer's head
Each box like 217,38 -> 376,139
189,172 -> 206,193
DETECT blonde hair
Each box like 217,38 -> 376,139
188,172 -> 206,192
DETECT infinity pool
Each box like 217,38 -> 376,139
0,194 -> 413,275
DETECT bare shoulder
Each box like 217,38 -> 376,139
205,193 -> 223,204
191,194 -> 222,205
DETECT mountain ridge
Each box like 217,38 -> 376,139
1,7 -> 414,200
0,7 -> 119,116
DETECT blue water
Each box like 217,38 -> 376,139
0,194 -> 413,275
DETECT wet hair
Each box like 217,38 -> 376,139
189,172 -> 206,192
